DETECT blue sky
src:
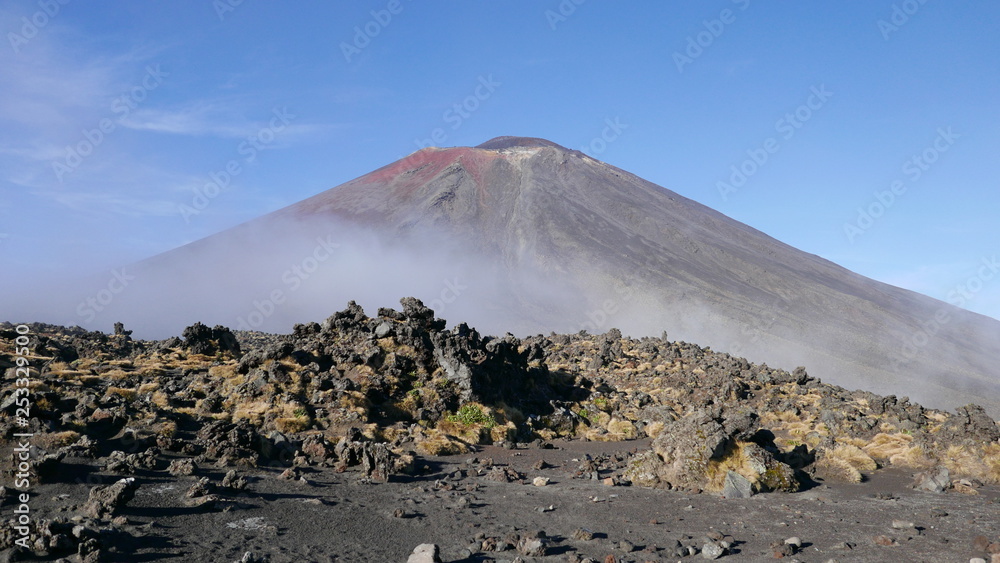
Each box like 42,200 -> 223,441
2,0 -> 999,321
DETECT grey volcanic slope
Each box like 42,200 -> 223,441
142,136 -> 1000,415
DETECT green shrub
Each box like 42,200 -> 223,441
447,403 -> 497,428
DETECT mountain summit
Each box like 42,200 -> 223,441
474,136 -> 572,150
123,137 -> 1000,414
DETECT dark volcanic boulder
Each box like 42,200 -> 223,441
181,322 -> 241,356
625,407 -> 798,494
82,477 -> 139,519
940,404 -> 1000,444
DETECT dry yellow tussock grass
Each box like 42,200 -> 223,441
644,421 -> 666,439
137,366 -> 166,378
78,375 -> 102,386
941,444 -> 997,482
338,391 -> 370,415
54,371 -> 87,381
105,387 -> 137,401
982,443 -> 1000,484
925,411 -> 948,423
490,423 -> 517,443
414,429 -> 473,456
435,419 -> 489,445
232,400 -> 272,424
154,420 -> 178,438
101,369 -> 131,381
798,393 -> 823,408
605,418 -> 637,441
816,456 -> 864,483
861,432 -> 932,469
151,391 -> 170,408
815,444 -> 877,483
839,436 -> 868,449
33,431 -> 81,450
375,425 -> 410,444
274,416 -> 311,434
208,364 -> 237,379
582,428 -> 615,442
779,421 -> 814,438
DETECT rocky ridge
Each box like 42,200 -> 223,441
1,299 -> 999,560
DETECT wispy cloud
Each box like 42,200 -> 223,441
119,103 -> 256,137
0,15 -> 330,222
120,104 -> 336,142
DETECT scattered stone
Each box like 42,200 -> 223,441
873,535 -> 896,546
517,534 -> 548,557
222,470 -> 248,491
485,466 -> 524,483
533,476 -> 550,487
572,528 -> 595,541
406,543 -> 442,563
891,520 -> 916,530
722,470 -> 754,499
168,458 -> 197,476
830,541 -> 854,551
103,448 -> 157,474
361,442 -> 394,482
785,537 -> 802,548
701,541 -> 725,559
185,477 -> 213,498
913,466 -> 951,493
974,536 -> 992,551
82,478 -> 139,519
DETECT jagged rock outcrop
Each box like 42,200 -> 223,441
181,322 -> 241,356
625,407 -> 799,494
82,478 -> 138,519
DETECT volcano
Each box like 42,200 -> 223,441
95,136 -> 1000,414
